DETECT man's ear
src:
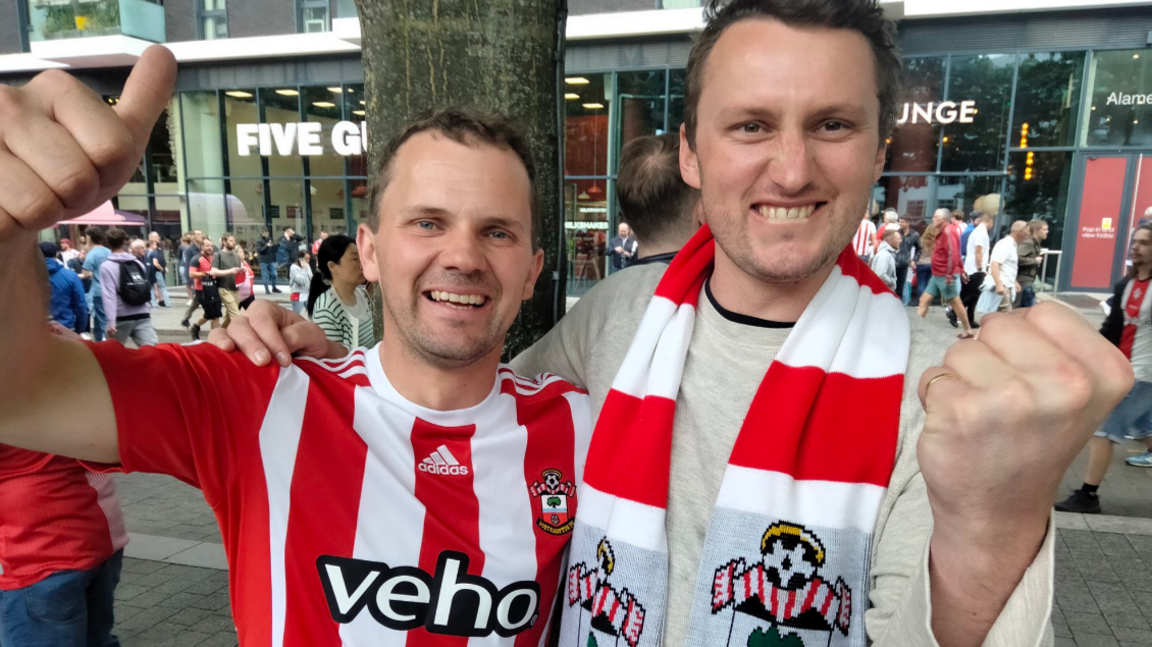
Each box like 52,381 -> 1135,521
680,123 -> 701,190
357,223 -> 380,284
522,248 -> 545,301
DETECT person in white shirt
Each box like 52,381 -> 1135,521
976,220 -> 1028,319
870,227 -> 901,291
957,211 -> 993,328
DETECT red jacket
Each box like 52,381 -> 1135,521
931,223 -> 964,278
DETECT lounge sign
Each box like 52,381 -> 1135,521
236,121 -> 367,157
896,101 -> 978,126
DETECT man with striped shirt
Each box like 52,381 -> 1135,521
0,49 -> 592,646
1057,224 -> 1152,514
851,212 -> 876,263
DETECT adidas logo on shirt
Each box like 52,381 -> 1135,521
418,445 -> 470,476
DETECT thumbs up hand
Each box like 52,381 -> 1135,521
0,45 -> 176,240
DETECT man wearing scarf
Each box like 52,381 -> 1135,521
212,2 -> 1131,646
511,2 -> 1131,646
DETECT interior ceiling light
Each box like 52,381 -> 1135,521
312,101 -> 337,108
275,89 -> 299,96
565,93 -> 580,100
225,91 -> 253,99
353,110 -> 366,116
359,100 -> 366,105
583,103 -> 604,109
566,77 -> 591,85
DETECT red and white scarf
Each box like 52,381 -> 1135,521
561,226 -> 908,647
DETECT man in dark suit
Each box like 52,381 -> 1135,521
607,223 -> 638,272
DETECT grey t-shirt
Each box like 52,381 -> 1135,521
212,249 -> 243,291
512,263 -> 1055,647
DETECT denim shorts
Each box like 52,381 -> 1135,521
1095,380 -> 1152,443
925,274 -> 961,301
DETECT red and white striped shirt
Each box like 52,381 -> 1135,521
852,220 -> 876,258
87,342 -> 593,646
1120,278 -> 1152,382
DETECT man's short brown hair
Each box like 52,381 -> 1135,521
105,228 -> 128,250
683,0 -> 901,148
615,133 -> 699,249
367,107 -> 540,250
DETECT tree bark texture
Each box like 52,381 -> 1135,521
353,0 -> 567,358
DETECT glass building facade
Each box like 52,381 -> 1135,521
101,42 -> 1152,295
112,82 -> 368,252
563,46 -> 1152,293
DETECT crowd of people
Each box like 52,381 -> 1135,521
1,2 -> 1148,647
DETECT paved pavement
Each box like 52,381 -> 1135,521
106,290 -> 1150,646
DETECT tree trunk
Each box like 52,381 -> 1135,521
353,0 -> 567,359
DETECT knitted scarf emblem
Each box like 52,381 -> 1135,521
560,225 -> 909,647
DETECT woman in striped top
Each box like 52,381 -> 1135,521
306,235 -> 378,351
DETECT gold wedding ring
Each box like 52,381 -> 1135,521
925,373 -> 957,394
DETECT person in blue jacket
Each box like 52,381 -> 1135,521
40,242 -> 88,334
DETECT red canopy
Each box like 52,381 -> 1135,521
58,201 -> 147,227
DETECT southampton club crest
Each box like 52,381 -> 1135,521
528,469 -> 576,535
711,522 -> 852,647
568,538 -> 647,647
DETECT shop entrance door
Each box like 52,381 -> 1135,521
1064,153 -> 1152,292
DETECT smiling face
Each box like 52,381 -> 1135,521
681,19 -> 886,284
359,132 -> 543,369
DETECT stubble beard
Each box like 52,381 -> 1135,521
380,265 -> 509,370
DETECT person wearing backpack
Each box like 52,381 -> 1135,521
98,228 -> 157,347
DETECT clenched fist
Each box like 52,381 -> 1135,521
0,46 -> 175,241
917,302 -> 1133,642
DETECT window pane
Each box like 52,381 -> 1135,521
933,175 -> 1002,219
349,177 -> 370,224
874,176 -> 933,226
887,57 -> 945,173
302,6 -> 329,32
616,71 -> 667,161
267,180 -> 307,241
223,89 -> 261,178
259,87 -> 304,176
1005,151 -> 1074,253
1085,49 -> 1152,147
302,85 -> 348,177
180,92 -> 225,179
149,107 -> 178,185
565,179 -> 609,298
565,74 -> 611,178
668,69 -> 686,135
228,178 -> 265,243
1013,52 -> 1085,149
187,179 -> 228,240
939,54 -> 1014,173
309,178 -> 347,238
343,83 -> 368,180
202,0 -> 225,11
